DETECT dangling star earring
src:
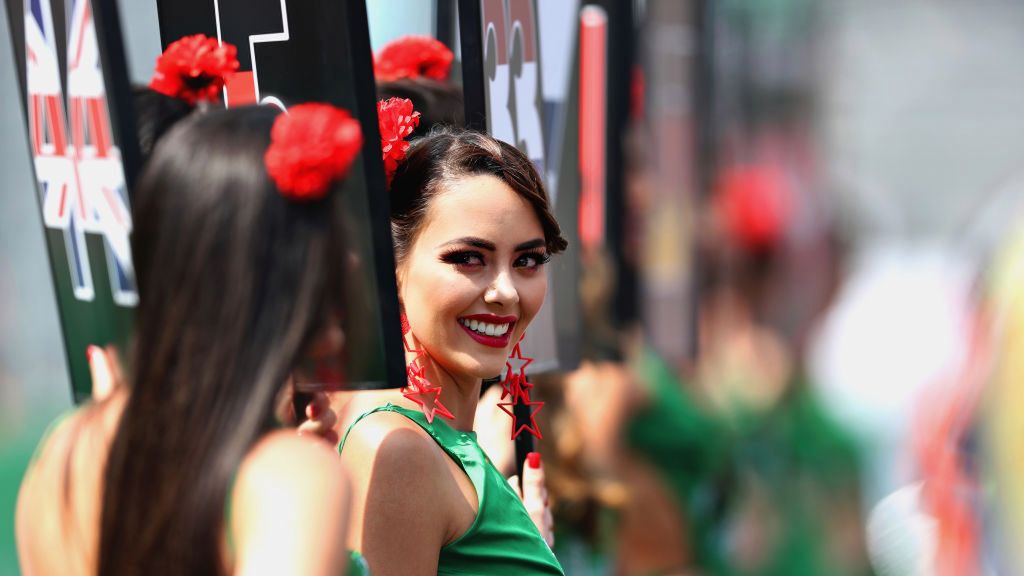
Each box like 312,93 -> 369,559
497,333 -> 544,440
399,313 -> 454,424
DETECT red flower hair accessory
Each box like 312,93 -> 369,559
714,164 -> 792,252
265,104 -> 363,201
149,34 -> 240,105
377,97 -> 421,186
374,35 -> 453,82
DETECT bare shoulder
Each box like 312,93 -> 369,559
17,395 -> 123,575
19,395 -> 122,513
339,409 -> 456,568
238,429 -> 346,488
230,430 -> 350,576
339,410 -> 456,508
233,430 -> 349,520
340,410 -> 443,474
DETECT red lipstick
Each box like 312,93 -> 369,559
458,314 -> 517,348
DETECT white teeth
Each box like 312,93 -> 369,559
460,319 -> 512,337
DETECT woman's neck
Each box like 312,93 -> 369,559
401,348 -> 481,432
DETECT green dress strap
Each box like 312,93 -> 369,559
340,404 -> 564,575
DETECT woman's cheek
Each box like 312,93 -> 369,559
517,274 -> 548,330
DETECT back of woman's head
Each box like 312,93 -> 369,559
132,86 -> 194,161
99,105 -> 347,575
377,78 -> 464,137
389,127 -> 567,264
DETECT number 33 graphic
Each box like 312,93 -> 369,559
481,0 -> 545,173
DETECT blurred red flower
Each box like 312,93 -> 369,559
149,34 -> 239,105
715,165 -> 792,252
374,35 -> 453,82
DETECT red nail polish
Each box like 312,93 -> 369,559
527,452 -> 541,469
86,345 -> 100,362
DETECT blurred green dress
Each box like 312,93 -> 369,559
625,347 -> 731,572
625,347 -> 870,576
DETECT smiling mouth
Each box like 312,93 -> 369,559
457,315 -> 517,348
458,318 -> 512,337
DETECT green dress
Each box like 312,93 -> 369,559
626,347 -> 870,576
625,346 -> 731,572
340,404 -> 565,575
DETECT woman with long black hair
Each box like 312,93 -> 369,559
16,93 -> 364,574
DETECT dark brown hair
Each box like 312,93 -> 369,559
98,105 -> 347,575
376,78 -> 464,138
389,127 -> 567,263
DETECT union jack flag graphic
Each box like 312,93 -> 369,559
25,0 -> 137,306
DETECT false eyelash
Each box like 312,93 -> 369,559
519,251 -> 551,266
440,249 -> 485,266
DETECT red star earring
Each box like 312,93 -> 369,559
498,333 -> 544,440
400,313 -> 455,424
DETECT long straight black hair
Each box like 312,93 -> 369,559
97,105 -> 348,575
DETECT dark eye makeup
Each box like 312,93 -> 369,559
439,247 -> 551,270
514,251 -> 551,269
440,249 -> 486,267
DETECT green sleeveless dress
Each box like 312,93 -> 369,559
340,404 -> 565,575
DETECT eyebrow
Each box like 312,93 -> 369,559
438,237 -> 547,252
513,238 -> 546,251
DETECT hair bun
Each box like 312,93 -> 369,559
265,104 -> 363,201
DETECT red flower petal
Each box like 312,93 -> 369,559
377,97 -> 421,186
265,104 -> 363,201
149,34 -> 240,105
373,35 -> 453,82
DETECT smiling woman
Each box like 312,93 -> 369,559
337,128 -> 567,575
400,173 -> 551,379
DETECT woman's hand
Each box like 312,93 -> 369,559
276,384 -> 340,447
508,452 -> 555,548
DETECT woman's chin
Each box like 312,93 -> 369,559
475,362 -> 510,381
453,355 -> 509,382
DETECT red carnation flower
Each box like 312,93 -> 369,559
149,34 -> 239,105
377,97 -> 421,186
265,104 -> 363,201
374,36 -> 453,82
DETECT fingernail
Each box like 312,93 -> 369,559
86,345 -> 100,362
527,452 -> 541,469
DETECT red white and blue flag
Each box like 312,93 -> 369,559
25,0 -> 136,306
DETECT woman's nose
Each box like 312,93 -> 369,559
484,269 -> 519,306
